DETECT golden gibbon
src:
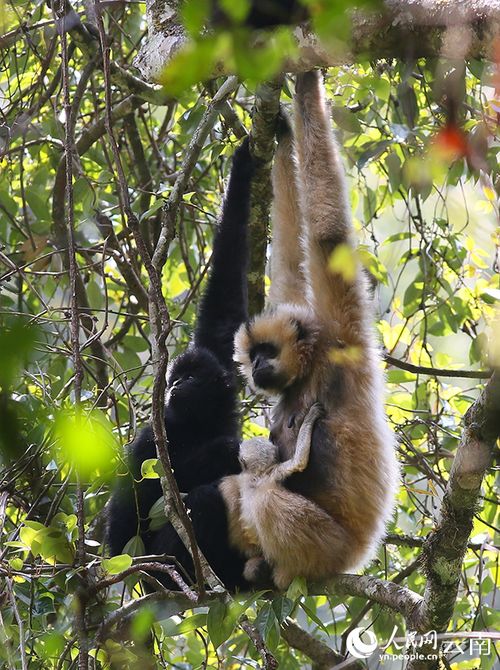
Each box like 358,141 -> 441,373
220,403 -> 349,589
231,70 -> 399,585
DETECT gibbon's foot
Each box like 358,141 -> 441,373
307,401 -> 325,422
271,566 -> 295,591
243,556 -> 274,589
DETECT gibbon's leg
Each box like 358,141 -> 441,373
268,113 -> 308,307
194,137 -> 255,370
273,402 -> 322,481
243,556 -> 275,588
150,483 -> 249,592
294,71 -> 370,345
106,426 -> 158,556
251,487 -> 351,590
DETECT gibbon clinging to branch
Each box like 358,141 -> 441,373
221,402 -> 349,590
234,71 -> 399,582
106,140 -> 255,591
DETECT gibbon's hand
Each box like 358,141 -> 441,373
231,136 -> 257,177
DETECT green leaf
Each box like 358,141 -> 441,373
330,106 -> 362,134
140,198 -> 164,221
177,613 -> 208,634
9,557 -> 23,570
141,458 -> 161,479
53,408 -> 118,480
358,248 -> 388,284
383,231 -> 411,245
181,0 -> 210,35
123,535 -> 145,557
255,603 -> 279,648
38,529 -> 74,564
102,554 -> 133,575
300,601 -> 330,635
402,281 -> 423,317
386,370 -> 417,383
385,151 -> 402,192
207,600 -> 230,648
286,576 -> 307,600
467,58 -> 484,80
271,596 -> 293,623
218,0 -> 250,23
356,140 -> 391,168
480,288 -> 500,304
397,81 -> 418,128
159,37 -> 220,96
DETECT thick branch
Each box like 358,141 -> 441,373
329,574 -> 424,630
133,1 -> 500,82
407,372 -> 500,670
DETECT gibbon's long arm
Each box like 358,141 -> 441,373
194,138 -> 254,371
294,71 -> 368,347
268,115 -> 308,307
273,402 -> 322,481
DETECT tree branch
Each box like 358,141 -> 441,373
329,574 -> 424,629
153,75 -> 240,270
384,354 -> 491,379
133,0 -> 500,82
247,78 -> 283,316
281,619 -> 349,669
407,371 -> 500,669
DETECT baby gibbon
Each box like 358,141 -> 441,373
222,403 -> 350,589
234,71 -> 399,580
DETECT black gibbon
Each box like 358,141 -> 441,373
106,139 -> 255,591
211,0 -> 308,29
220,402 -> 353,590
233,71 -> 399,583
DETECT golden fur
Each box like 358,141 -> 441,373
222,404 -> 348,589
232,71 -> 399,585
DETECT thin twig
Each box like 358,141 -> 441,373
57,1 -> 88,665
6,579 -> 27,670
384,354 -> 491,379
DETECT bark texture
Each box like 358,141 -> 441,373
406,372 -> 500,670
248,78 -> 284,316
134,0 -> 500,82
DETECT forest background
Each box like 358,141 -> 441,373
0,0 -> 499,668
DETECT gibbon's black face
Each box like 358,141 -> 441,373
166,347 -> 233,416
234,305 -> 318,396
248,342 -> 285,391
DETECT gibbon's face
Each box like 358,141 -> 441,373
166,347 -> 232,414
234,304 -> 317,395
239,437 -> 279,475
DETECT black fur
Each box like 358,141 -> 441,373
106,139 -> 255,591
211,0 -> 307,29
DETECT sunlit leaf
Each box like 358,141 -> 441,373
328,243 -> 357,282
54,408 -> 119,480
102,554 -> 133,575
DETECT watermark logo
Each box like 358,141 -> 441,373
344,627 -> 497,663
345,628 -> 378,659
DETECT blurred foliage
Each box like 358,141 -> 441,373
0,0 -> 499,668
